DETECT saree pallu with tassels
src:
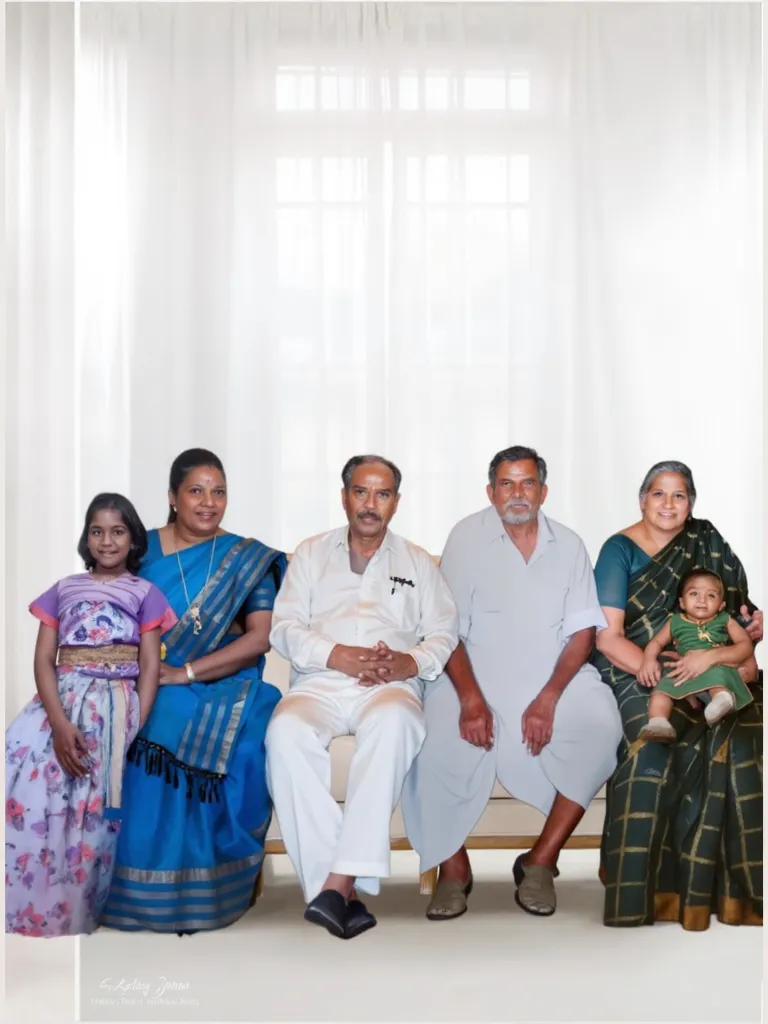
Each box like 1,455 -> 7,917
591,519 -> 763,930
102,531 -> 287,933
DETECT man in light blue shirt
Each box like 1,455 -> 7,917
403,446 -> 621,920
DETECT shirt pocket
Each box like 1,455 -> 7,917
381,580 -> 420,629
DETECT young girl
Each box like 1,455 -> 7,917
637,568 -> 754,742
5,493 -> 176,936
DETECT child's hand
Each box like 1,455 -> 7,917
668,649 -> 714,685
638,657 -> 661,688
51,721 -> 89,778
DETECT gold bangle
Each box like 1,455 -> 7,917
185,663 -> 197,682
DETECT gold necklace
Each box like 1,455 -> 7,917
174,531 -> 217,635
681,612 -> 716,645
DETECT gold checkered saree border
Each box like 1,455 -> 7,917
592,519 -> 763,931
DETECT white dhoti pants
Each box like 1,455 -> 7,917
402,666 -> 622,873
265,680 -> 426,902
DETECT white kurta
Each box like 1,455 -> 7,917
402,507 -> 622,873
266,526 -> 459,901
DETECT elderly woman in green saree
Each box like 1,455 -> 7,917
592,460 -> 763,931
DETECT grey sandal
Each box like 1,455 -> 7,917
513,853 -> 557,917
425,875 -> 474,921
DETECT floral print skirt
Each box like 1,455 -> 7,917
5,670 -> 138,936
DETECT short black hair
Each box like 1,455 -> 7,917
77,493 -> 148,574
678,567 -> 725,599
168,448 -> 226,523
488,446 -> 547,486
341,455 -> 402,493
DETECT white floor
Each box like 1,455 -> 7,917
4,851 -> 764,1023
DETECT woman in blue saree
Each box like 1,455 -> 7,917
103,449 -> 286,933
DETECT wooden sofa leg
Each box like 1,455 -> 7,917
420,867 -> 438,896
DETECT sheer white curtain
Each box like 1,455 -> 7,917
6,2 -> 762,717
6,2 -> 78,717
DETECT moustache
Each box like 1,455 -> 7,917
357,512 -> 382,522
504,499 -> 532,510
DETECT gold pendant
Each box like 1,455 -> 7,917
160,642 -> 167,661
191,606 -> 202,635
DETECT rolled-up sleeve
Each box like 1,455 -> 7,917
269,542 -> 337,672
406,553 -> 460,681
563,540 -> 607,639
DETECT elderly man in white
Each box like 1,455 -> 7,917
265,455 -> 459,940
403,446 -> 622,920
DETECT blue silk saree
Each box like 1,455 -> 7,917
102,531 -> 286,933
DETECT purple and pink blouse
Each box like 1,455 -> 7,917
30,574 -> 177,676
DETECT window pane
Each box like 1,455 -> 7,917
320,74 -> 339,111
425,74 -> 450,110
275,74 -> 297,112
320,70 -> 367,111
297,74 -> 316,111
275,68 -> 316,111
464,73 -> 506,110
338,74 -> 362,110
321,158 -> 366,203
399,74 -> 419,110
425,156 -> 450,203
465,156 -> 507,204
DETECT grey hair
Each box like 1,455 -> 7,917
488,446 -> 547,486
341,454 -> 402,493
638,460 -> 697,507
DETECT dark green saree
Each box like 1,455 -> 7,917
592,519 -> 763,930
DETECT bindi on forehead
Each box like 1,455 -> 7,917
186,471 -> 225,485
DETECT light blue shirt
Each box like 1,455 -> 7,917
438,506 -> 606,701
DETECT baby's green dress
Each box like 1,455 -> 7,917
657,610 -> 753,709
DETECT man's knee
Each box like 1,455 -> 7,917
581,700 -> 622,777
359,689 -> 426,744
563,687 -> 621,740
265,698 -> 319,754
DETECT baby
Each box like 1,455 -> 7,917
637,568 -> 754,742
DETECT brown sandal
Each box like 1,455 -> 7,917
425,875 -> 474,921
513,853 -> 557,917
